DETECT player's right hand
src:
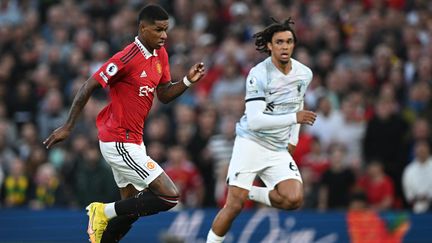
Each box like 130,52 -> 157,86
296,110 -> 317,125
187,62 -> 206,83
43,125 -> 72,149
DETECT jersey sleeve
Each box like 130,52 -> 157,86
159,47 -> 171,84
288,102 -> 304,145
304,67 -> 314,88
92,53 -> 126,88
244,67 -> 266,102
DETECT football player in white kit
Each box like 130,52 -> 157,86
207,18 -> 317,243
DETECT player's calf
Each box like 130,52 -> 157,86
115,189 -> 179,217
101,215 -> 139,243
279,192 -> 303,210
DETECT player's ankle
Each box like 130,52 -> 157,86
207,229 -> 225,243
104,202 -> 117,219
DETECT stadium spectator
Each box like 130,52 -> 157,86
73,144 -> 118,207
28,163 -> 64,209
308,96 -> 343,150
407,118 -> 431,160
164,145 -> 204,208
37,88 -> 68,140
402,140 -> 432,213
187,104 -> 218,207
15,122 -> 38,161
300,136 -> 330,182
357,161 -> 396,211
207,115 -> 236,208
332,93 -> 366,167
318,145 -> 356,210
1,158 -> 29,207
7,81 -> 37,130
26,145 -> 48,181
0,133 -> 17,173
363,95 -> 409,200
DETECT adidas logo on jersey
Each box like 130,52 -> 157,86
140,70 -> 147,78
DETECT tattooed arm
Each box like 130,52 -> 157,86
43,77 -> 101,149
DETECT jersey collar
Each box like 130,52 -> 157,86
134,36 -> 158,59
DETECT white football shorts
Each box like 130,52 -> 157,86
99,141 -> 163,191
227,136 -> 302,190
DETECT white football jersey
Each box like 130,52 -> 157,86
236,57 -> 313,151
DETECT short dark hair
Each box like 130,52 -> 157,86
253,17 -> 297,55
138,4 -> 169,23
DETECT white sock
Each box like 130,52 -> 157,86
206,229 -> 225,243
104,202 -> 117,219
248,186 -> 271,206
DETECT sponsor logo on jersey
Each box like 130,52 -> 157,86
145,161 -> 156,170
106,63 -> 118,76
139,85 -> 155,96
140,70 -> 147,78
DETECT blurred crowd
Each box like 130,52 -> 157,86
0,0 -> 432,214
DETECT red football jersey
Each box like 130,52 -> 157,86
93,37 -> 171,144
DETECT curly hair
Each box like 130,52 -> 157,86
253,17 -> 297,55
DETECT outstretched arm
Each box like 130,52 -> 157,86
43,77 -> 101,149
246,100 -> 316,131
157,62 -> 205,103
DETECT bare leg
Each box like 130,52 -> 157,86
119,184 -> 140,199
211,186 -> 249,236
269,179 -> 303,210
148,172 -> 179,197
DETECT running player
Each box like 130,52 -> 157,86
43,4 -> 205,243
206,18 -> 317,243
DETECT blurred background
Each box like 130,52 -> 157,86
0,0 -> 431,242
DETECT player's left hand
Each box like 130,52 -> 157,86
187,62 -> 206,83
43,124 -> 72,149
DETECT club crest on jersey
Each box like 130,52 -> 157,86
156,61 -> 162,75
106,63 -> 118,76
139,85 -> 155,96
145,161 -> 156,171
297,80 -> 306,96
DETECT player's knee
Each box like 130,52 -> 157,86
225,192 -> 248,215
135,190 -> 179,215
166,185 -> 180,199
157,194 -> 179,211
225,200 -> 244,215
281,193 -> 303,210
160,187 -> 180,211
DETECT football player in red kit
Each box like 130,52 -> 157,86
44,4 -> 205,243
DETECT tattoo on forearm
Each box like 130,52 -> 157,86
66,82 -> 94,127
